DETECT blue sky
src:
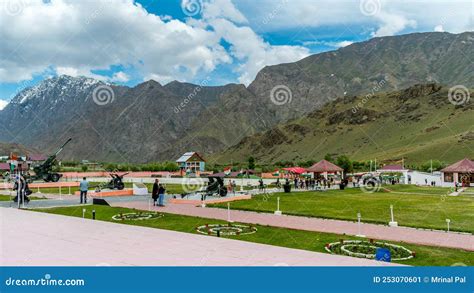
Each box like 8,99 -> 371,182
0,0 -> 472,108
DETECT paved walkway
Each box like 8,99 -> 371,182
112,202 -> 474,251
0,208 -> 399,266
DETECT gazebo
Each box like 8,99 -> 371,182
306,160 -> 343,179
441,158 -> 474,187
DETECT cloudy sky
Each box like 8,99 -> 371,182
0,0 -> 472,108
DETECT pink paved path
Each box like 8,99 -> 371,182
0,208 -> 399,266
113,202 -> 474,252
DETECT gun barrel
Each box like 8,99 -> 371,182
54,138 -> 72,156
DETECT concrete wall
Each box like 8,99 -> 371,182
408,171 -> 443,186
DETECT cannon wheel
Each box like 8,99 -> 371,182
116,182 -> 125,190
51,173 -> 61,182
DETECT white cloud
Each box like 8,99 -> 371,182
236,0 -> 472,34
197,0 -> 310,85
372,12 -> 417,37
202,0 -> 248,23
111,71 -> 130,82
0,100 -> 9,110
0,0 -> 231,84
0,0 -> 310,86
302,40 -> 354,48
434,25 -> 445,32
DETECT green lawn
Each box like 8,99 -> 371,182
32,205 -> 474,266
211,185 -> 474,233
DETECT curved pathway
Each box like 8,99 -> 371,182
0,208 -> 399,266
112,202 -> 474,251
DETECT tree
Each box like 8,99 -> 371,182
324,153 -> 334,162
336,155 -> 353,176
248,156 -> 255,170
420,160 -> 445,173
81,165 -> 88,172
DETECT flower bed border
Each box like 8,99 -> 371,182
325,240 -> 414,261
196,224 -> 257,236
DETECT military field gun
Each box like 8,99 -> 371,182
95,172 -> 128,191
30,138 -> 72,182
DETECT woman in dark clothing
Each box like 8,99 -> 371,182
152,179 -> 159,206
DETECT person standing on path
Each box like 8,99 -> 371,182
158,184 -> 166,207
152,179 -> 159,206
79,177 -> 89,204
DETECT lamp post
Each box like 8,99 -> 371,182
356,212 -> 365,237
227,202 -> 233,223
274,197 -> 282,215
389,205 -> 398,227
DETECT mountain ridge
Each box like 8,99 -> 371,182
0,31 -> 472,163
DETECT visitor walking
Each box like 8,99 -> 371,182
158,184 -> 166,207
152,179 -> 159,206
232,180 -> 237,194
80,177 -> 89,204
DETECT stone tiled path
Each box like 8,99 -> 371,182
113,202 -> 474,251
0,208 -> 399,266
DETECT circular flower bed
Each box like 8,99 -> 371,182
112,212 -> 164,221
325,240 -> 414,261
196,223 -> 257,236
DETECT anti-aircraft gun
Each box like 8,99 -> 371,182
31,138 -> 72,182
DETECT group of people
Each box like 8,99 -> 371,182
227,180 -> 237,194
424,179 -> 437,187
152,179 -> 166,207
293,177 -> 335,190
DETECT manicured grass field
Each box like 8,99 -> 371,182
211,185 -> 474,233
33,205 -> 474,266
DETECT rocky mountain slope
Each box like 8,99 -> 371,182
0,32 -> 472,163
214,84 -> 474,165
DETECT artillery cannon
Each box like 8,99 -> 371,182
203,176 -> 227,198
96,172 -> 128,191
30,138 -> 72,182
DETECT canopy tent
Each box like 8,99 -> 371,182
282,167 -> 307,174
